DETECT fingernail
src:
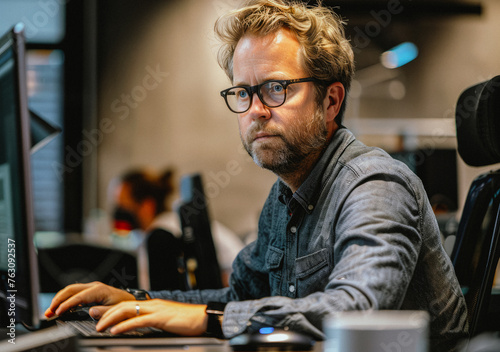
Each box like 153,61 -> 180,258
90,307 -> 101,319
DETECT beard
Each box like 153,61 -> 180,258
240,105 -> 328,176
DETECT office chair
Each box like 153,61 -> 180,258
37,243 -> 138,292
450,75 -> 500,337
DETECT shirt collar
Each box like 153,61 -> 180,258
278,127 -> 356,214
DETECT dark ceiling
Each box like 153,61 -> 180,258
320,0 -> 482,22
310,1 -> 483,69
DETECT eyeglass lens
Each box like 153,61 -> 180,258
226,81 -> 286,113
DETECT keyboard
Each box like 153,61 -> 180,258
56,319 -> 168,338
52,304 -> 170,338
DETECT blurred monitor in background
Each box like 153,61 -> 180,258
390,149 -> 458,214
391,148 -> 459,253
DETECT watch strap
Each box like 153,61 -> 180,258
205,301 -> 226,337
125,288 -> 150,300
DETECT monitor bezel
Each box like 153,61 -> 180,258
0,23 -> 40,329
177,173 -> 223,290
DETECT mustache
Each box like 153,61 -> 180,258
246,121 -> 283,141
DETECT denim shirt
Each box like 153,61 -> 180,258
150,127 -> 469,351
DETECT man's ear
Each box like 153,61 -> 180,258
323,82 -> 345,123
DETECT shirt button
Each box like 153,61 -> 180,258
308,204 -> 314,211
289,284 -> 295,293
290,226 -> 297,234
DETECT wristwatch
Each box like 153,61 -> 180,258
125,288 -> 150,300
205,301 -> 226,337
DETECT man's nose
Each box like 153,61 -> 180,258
246,93 -> 271,120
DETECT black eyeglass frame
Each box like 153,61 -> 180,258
220,77 -> 328,113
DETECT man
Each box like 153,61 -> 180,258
110,168 -> 184,290
46,1 -> 469,350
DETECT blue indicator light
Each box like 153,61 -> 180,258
381,42 -> 418,69
259,327 -> 275,334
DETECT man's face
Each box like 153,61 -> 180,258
232,28 -> 328,175
114,183 -> 144,230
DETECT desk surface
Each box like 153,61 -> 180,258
80,342 -> 230,352
79,336 -> 226,351
79,337 -> 323,352
0,325 -> 322,352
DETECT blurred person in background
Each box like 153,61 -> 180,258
109,168 -> 243,288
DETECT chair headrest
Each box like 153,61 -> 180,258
455,75 -> 500,167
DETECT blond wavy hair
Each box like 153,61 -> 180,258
214,0 -> 355,122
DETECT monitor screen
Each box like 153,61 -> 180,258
177,173 -> 222,290
0,23 -> 40,329
391,149 -> 458,212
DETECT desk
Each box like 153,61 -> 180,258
79,337 -> 226,352
81,347 -> 230,352
79,337 -> 323,352
80,341 -> 230,352
0,325 -> 322,352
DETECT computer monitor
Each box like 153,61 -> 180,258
0,23 -> 41,329
177,173 -> 223,289
391,149 -> 458,212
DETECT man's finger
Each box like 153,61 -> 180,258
89,305 -> 110,319
54,284 -> 106,316
109,315 -> 152,335
96,302 -> 137,332
46,283 -> 90,317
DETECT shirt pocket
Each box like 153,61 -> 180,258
265,246 -> 284,296
295,248 -> 330,297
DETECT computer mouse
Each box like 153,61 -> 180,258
229,327 -> 315,351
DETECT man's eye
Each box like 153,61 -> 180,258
237,90 -> 249,98
269,83 -> 284,93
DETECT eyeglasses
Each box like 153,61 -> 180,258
220,77 -> 325,113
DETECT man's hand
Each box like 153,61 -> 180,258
95,299 -> 208,336
44,281 -> 135,319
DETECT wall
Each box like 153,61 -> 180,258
89,0 -> 500,239
346,0 -> 500,215
94,0 -> 275,238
